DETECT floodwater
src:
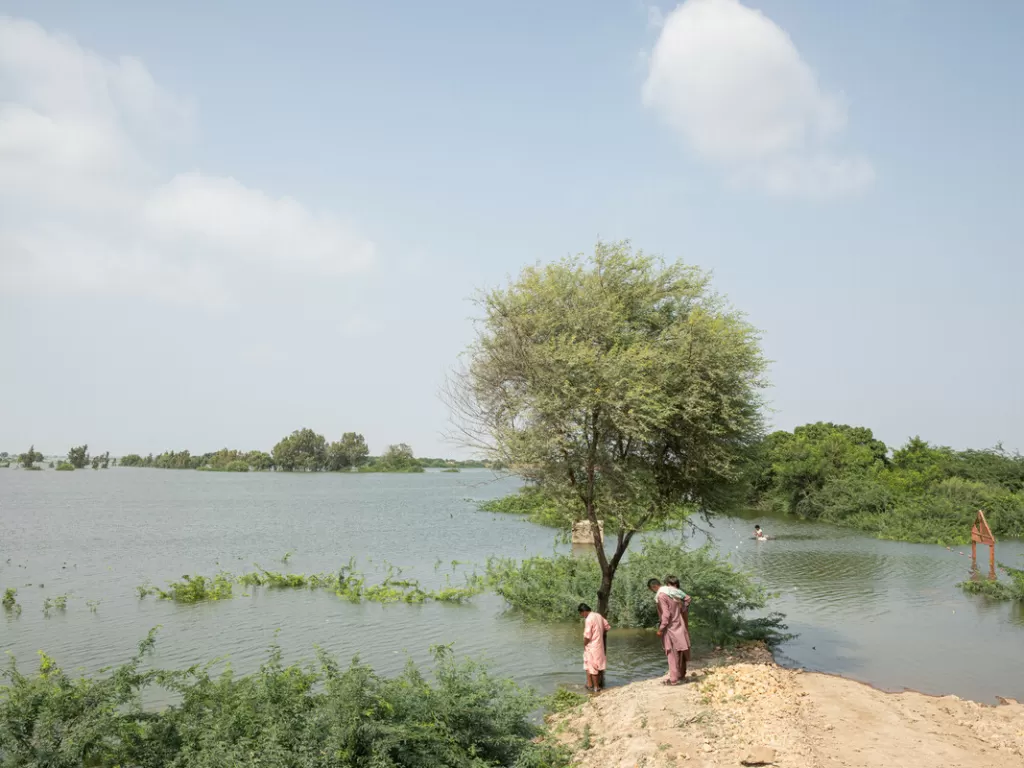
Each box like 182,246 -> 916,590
1,468 -> 1022,703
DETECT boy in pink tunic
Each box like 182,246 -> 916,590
648,578 -> 692,685
578,603 -> 611,691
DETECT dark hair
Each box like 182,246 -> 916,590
647,578 -> 661,588
755,525 -> 761,530
577,603 -> 592,613
665,575 -> 680,588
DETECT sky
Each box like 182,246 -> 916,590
0,0 -> 1021,458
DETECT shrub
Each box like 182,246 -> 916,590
55,461 -> 75,471
0,636 -> 571,768
486,539 -> 788,648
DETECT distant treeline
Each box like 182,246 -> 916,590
114,428 -> 494,473
746,422 -> 1024,544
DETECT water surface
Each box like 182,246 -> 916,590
1,468 -> 1022,703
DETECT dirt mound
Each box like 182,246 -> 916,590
549,647 -> 1024,767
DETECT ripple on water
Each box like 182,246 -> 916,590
2,470 -> 1024,704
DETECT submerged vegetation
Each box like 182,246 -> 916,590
958,561 -> 1024,601
138,561 -> 486,605
486,539 -> 788,648
747,423 -> 1024,544
0,633 -> 571,768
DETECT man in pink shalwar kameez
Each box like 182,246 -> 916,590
649,579 -> 691,685
579,603 -> 611,691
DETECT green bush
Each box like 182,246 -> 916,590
479,488 -> 567,529
486,539 -> 788,648
225,460 -> 249,472
0,636 -> 571,768
55,461 -> 75,471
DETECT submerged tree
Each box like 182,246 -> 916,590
272,428 -> 328,472
450,241 -> 766,616
376,443 -> 423,472
18,446 -> 43,470
327,432 -> 370,471
67,445 -> 89,469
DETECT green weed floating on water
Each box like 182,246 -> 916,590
137,572 -> 235,603
0,632 -> 572,768
41,594 -> 69,617
138,561 -> 486,605
2,588 -> 20,615
958,562 -> 1024,601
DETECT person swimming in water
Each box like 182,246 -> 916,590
754,525 -> 768,540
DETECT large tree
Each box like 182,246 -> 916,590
18,446 -> 44,469
450,242 -> 766,616
272,428 -> 328,472
67,445 -> 89,469
327,432 -> 370,471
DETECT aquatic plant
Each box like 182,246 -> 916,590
478,487 -> 567,529
141,560 -> 486,606
146,573 -> 235,603
958,562 -> 1024,601
86,599 -> 100,612
41,594 -> 69,617
55,461 -> 74,471
0,634 -> 572,767
486,539 -> 789,648
2,588 -> 17,610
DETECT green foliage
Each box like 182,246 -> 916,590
370,443 -> 425,473
224,460 -> 249,472
750,424 -> 1024,544
546,687 -> 588,714
55,461 -> 75,471
958,562 -> 1024,601
139,573 -> 236,603
326,432 -> 370,471
246,450 -> 274,471
273,428 -> 329,472
67,444 -> 89,468
479,488 -> 568,529
140,563 -> 486,606
0,635 -> 572,768
486,539 -> 788,648
2,588 -> 16,609
42,594 -> 69,616
18,445 -> 43,469
453,241 -> 767,615
119,453 -> 144,467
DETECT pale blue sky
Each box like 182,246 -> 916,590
0,0 -> 1021,457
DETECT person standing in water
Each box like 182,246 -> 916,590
648,578 -> 691,685
578,603 -> 611,691
754,525 -> 767,540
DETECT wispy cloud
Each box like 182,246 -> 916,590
0,17 -> 374,307
642,0 -> 874,198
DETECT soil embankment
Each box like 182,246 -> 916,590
551,645 -> 1024,767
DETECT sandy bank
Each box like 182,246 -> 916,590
549,645 -> 1024,767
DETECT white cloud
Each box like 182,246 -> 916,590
642,0 -> 873,198
0,17 -> 374,306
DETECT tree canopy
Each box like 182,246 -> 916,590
748,422 -> 1024,543
452,241 -> 767,614
272,428 -> 328,472
67,445 -> 89,469
18,446 -> 43,469
327,432 -> 370,471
